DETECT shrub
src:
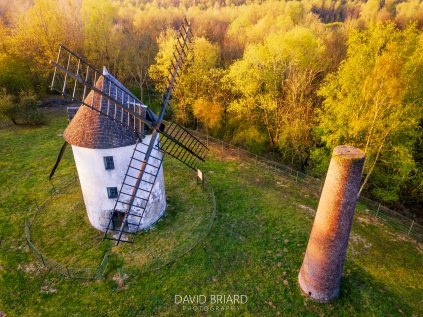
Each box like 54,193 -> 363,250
232,125 -> 267,154
16,90 -> 45,125
0,88 -> 17,124
0,89 -> 45,125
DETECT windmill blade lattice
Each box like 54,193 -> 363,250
50,41 -> 207,170
50,45 -> 150,132
159,121 -> 207,170
161,17 -> 194,96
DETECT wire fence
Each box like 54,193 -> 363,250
25,220 -> 109,280
24,129 -> 421,280
24,167 -> 217,280
190,129 -> 423,243
124,176 -> 217,274
24,173 -> 110,280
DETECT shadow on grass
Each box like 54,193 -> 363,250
334,262 -> 415,316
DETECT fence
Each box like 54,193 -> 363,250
190,129 -> 423,243
25,220 -> 109,280
24,167 -> 217,280
125,177 -> 217,274
24,173 -> 109,280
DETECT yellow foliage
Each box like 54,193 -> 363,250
192,97 -> 223,129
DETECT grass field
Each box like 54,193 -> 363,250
27,153 -> 215,274
0,109 -> 422,316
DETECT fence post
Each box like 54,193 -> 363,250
295,171 -> 299,183
50,180 -> 56,194
408,220 -> 415,236
376,203 -> 381,217
221,140 -> 224,152
39,251 -> 47,267
97,251 -> 109,279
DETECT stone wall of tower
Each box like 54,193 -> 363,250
71,134 -> 166,232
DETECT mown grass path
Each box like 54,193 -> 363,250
0,109 -> 422,316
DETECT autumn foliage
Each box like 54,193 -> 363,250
0,0 -> 422,215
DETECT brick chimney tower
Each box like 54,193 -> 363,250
298,145 -> 365,302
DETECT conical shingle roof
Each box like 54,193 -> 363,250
63,72 -> 139,149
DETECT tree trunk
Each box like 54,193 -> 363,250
263,111 -> 275,147
300,152 -> 310,172
359,129 -> 391,196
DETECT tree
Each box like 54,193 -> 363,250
0,53 -> 32,94
316,23 -> 422,201
226,26 -> 327,169
360,0 -> 381,23
395,0 -> 423,28
149,33 -> 222,127
4,0 -> 83,93
16,90 -> 45,125
192,97 -> 223,133
81,0 -> 119,71
149,28 -> 179,93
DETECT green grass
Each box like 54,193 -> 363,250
0,109 -> 422,316
27,155 -> 215,274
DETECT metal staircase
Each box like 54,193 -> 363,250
104,138 -> 164,244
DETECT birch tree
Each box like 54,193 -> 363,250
317,23 -> 422,201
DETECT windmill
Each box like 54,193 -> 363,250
49,18 -> 208,245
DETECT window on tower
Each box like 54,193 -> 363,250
107,187 -> 118,199
103,156 -> 115,170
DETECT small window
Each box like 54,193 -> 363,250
107,187 -> 118,199
103,156 -> 115,170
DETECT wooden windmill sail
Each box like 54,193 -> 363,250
49,18 -> 208,245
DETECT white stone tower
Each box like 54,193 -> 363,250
64,69 -> 166,233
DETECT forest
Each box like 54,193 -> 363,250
0,0 -> 422,218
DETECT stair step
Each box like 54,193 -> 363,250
144,170 -> 156,177
104,236 -> 133,243
134,148 -> 146,155
124,173 -> 158,184
106,228 -> 136,235
118,191 -> 149,201
142,179 -> 155,185
128,164 -> 160,172
121,183 -> 152,196
128,211 -> 146,218
127,212 -> 145,218
122,185 -> 151,193
116,199 -> 146,208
